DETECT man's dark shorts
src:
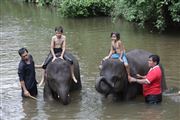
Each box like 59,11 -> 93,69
145,94 -> 162,104
42,48 -> 73,69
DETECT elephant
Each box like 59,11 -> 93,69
95,49 -> 167,101
43,52 -> 81,105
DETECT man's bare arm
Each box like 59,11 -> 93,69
20,80 -> 30,97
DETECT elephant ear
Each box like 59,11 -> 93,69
111,76 -> 126,92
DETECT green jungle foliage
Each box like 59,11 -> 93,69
112,0 -> 180,31
37,0 -> 62,6
59,0 -> 114,17
36,0 -> 114,17
26,0 -> 180,31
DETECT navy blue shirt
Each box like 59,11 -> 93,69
18,54 -> 37,90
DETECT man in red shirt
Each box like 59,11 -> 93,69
131,54 -> 162,104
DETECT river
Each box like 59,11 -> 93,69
0,0 -> 180,120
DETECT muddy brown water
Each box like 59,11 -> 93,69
1,0 -> 180,120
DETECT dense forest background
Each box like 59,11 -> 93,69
25,0 -> 180,32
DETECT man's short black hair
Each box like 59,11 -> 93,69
55,26 -> 63,33
149,54 -> 160,65
110,32 -> 120,40
18,48 -> 28,56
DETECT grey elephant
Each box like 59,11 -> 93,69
95,49 -> 167,101
44,52 -> 81,105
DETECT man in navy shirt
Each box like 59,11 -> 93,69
18,48 -> 38,97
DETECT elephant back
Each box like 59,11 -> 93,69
100,59 -> 127,78
126,49 -> 152,76
46,59 -> 71,80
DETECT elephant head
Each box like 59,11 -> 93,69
44,59 -> 72,105
95,59 -> 128,99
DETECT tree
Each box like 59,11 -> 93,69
112,0 -> 180,32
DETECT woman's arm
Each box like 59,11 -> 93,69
118,41 -> 124,60
105,42 -> 114,59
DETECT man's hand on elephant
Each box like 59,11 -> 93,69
136,74 -> 146,79
129,77 -> 137,83
136,74 -> 142,78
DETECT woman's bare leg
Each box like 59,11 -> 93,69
125,64 -> 132,82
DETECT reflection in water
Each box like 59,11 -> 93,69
137,105 -> 164,120
22,99 -> 38,119
1,0 -> 180,120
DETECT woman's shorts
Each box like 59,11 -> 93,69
111,53 -> 128,65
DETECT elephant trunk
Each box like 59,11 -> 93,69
58,87 -> 70,105
95,76 -> 104,93
95,76 -> 113,95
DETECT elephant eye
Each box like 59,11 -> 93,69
112,76 -> 119,82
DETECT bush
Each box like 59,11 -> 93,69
37,0 -> 62,6
112,0 -> 180,32
58,0 -> 114,17
27,0 -> 180,31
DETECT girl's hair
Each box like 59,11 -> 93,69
55,26 -> 63,33
18,48 -> 28,56
110,32 -> 120,40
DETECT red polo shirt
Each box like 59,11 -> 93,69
143,65 -> 162,96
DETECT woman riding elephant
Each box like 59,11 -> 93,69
100,32 -> 133,82
95,49 -> 167,101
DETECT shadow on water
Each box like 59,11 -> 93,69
1,0 -> 180,120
